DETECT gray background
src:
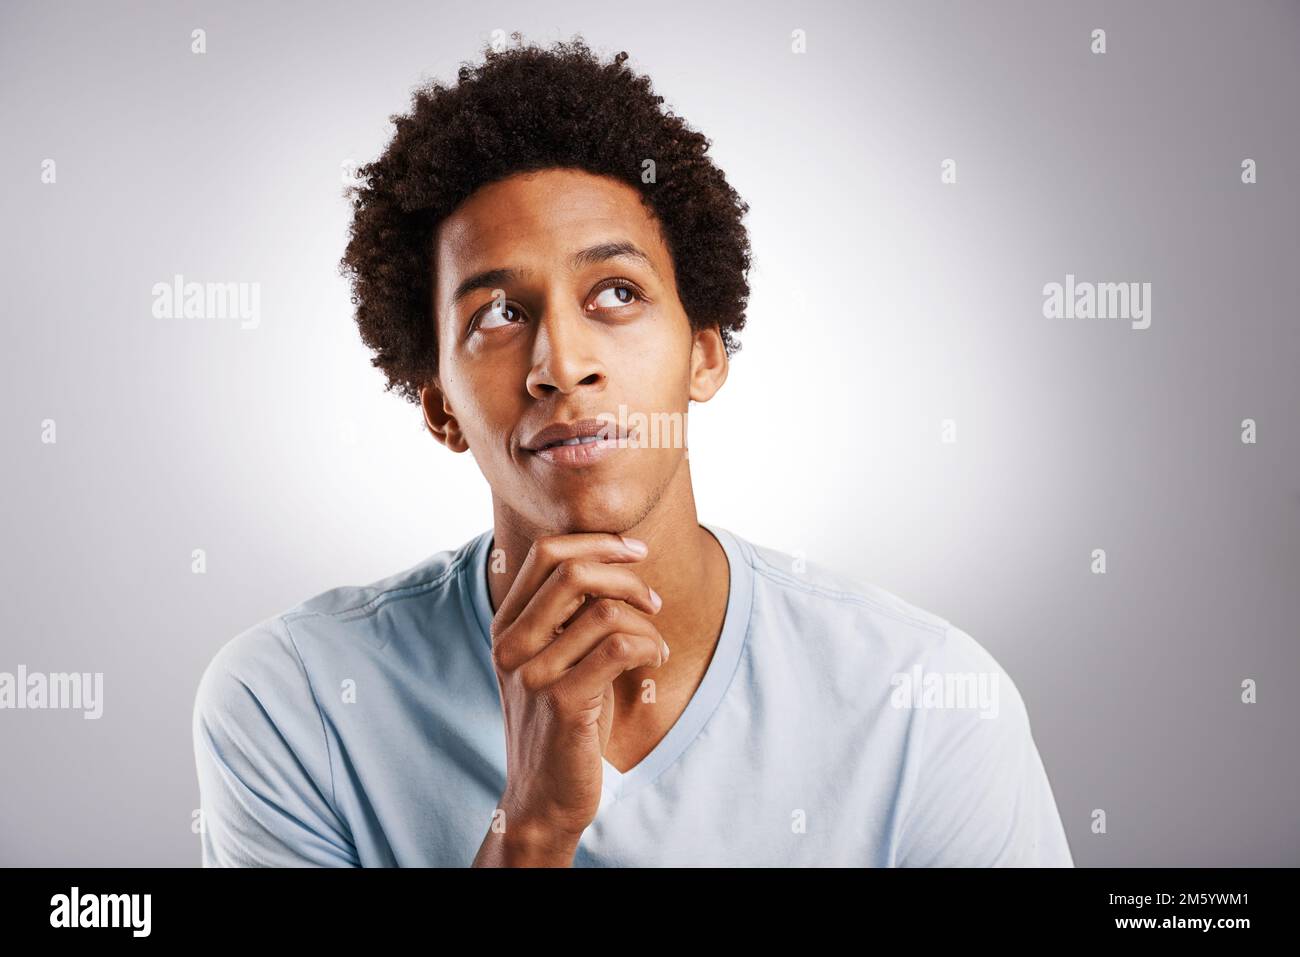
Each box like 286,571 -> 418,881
1,0 -> 1296,866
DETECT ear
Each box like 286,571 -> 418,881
688,324 -> 729,403
420,379 -> 470,452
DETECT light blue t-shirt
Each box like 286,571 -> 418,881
192,523 -> 1074,867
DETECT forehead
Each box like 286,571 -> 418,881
434,168 -> 667,285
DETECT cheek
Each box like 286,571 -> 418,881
441,368 -> 496,442
625,314 -> 693,373
465,398 -> 513,447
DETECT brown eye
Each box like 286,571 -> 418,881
475,299 -> 521,330
588,281 -> 643,311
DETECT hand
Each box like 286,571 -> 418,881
472,532 -> 667,866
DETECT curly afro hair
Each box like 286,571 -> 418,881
338,33 -> 752,406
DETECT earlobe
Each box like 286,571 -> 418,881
420,381 -> 469,452
688,325 -> 729,403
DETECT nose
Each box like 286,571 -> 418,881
525,305 -> 607,399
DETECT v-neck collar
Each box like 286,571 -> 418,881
462,523 -> 753,806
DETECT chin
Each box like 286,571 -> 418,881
535,487 -> 647,535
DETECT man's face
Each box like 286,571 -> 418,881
423,167 -> 726,534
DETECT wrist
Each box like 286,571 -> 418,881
503,813 -> 582,863
474,800 -> 583,867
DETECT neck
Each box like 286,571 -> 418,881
483,460 -> 730,684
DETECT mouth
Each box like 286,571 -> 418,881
532,433 -> 606,451
522,417 -> 636,467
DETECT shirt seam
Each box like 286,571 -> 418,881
748,550 -> 949,636
289,547 -> 476,625
279,614 -> 348,831
893,623 -> 990,865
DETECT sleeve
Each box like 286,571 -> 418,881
894,625 -> 1074,867
192,615 -> 359,867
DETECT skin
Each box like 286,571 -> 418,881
420,167 -> 733,865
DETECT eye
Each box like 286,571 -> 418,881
587,280 -> 644,312
473,297 -> 523,331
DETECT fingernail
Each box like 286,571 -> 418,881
661,641 -> 671,661
620,536 -> 648,556
649,587 -> 662,611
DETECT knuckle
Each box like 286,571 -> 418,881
604,632 -> 633,661
554,558 -> 580,585
490,636 -> 514,671
517,662 -> 545,694
560,557 -> 598,588
592,597 -> 623,625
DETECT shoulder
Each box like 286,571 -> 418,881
724,527 -> 953,653
193,530 -> 487,726
891,623 -> 1071,865
191,612 -> 325,766
280,532 -> 484,623
722,525 -> 1031,729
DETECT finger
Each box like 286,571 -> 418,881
552,631 -> 666,705
523,598 -> 665,683
491,532 -> 648,636
495,561 -> 661,670
527,555 -> 659,630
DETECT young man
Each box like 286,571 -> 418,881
192,36 -> 1073,867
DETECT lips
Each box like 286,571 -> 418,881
521,416 -> 639,468
523,417 -> 624,452
536,434 -> 603,451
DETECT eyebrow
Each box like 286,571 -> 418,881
447,241 -> 660,310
